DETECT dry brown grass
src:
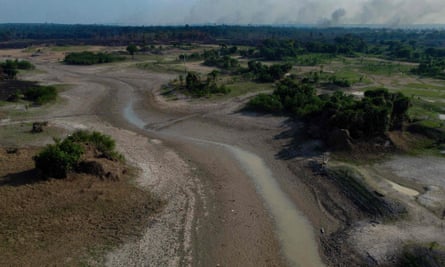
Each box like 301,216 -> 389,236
0,147 -> 162,266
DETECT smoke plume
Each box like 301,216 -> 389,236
184,0 -> 445,26
1,0 -> 445,26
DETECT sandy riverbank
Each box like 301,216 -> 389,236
6,47 -> 444,266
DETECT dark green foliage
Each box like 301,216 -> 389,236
178,52 -> 202,61
334,34 -> 368,54
34,138 -> 84,178
66,130 -> 120,160
177,71 -> 230,97
257,35 -> 367,60
126,44 -> 138,58
64,52 -> 124,65
247,61 -> 292,82
0,60 -> 19,79
34,131 -> 122,178
412,59 -> 445,79
247,94 -> 283,113
16,60 -> 35,70
24,86 -> 57,105
330,76 -> 352,87
0,59 -> 34,80
247,78 -> 411,139
259,39 -> 300,60
204,55 -> 239,70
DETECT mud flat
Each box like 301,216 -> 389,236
123,99 -> 324,266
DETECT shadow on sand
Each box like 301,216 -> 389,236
0,169 -> 43,187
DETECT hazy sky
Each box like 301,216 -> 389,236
1,0 -> 445,26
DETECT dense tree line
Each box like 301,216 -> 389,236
179,45 -> 240,70
412,59 -> 445,79
248,79 -> 411,139
257,35 -> 367,60
203,55 -> 239,70
245,61 -> 293,82
3,24 -> 445,49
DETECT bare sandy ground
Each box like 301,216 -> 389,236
12,55 -> 288,266
7,47 -> 445,266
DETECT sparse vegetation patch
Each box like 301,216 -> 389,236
64,51 -> 125,65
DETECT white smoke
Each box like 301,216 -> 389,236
1,0 -> 445,26
183,0 -> 445,25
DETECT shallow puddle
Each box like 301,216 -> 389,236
225,144 -> 325,267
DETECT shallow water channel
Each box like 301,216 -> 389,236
124,101 -> 324,267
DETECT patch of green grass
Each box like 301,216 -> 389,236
408,98 -> 445,125
136,62 -> 185,73
335,69 -> 367,83
358,61 -> 413,75
294,53 -> 336,66
405,83 -> 445,91
222,81 -> 274,98
0,123 -> 66,147
418,120 -> 443,129
394,88 -> 445,98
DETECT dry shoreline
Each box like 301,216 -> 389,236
16,60 -> 290,266
5,46 -> 444,266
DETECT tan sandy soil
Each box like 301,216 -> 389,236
0,147 -> 161,266
2,49 -> 288,266
4,46 -> 444,266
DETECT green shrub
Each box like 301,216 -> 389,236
34,139 -> 84,178
16,60 -> 35,70
177,71 -> 231,97
66,130 -> 120,160
0,60 -> 34,80
247,94 -> 283,113
24,86 -> 57,104
34,131 -> 122,178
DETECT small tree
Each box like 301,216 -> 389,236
126,44 -> 138,59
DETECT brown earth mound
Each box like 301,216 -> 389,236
0,147 -> 162,266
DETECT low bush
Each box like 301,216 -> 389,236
34,131 -> 122,178
34,139 -> 84,178
24,86 -> 57,104
66,130 -> 121,160
174,71 -> 231,97
0,60 -> 35,80
247,94 -> 283,113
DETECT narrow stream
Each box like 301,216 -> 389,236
124,101 -> 324,267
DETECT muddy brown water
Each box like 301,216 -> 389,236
124,100 -> 325,267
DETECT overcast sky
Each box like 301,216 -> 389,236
1,0 -> 445,26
